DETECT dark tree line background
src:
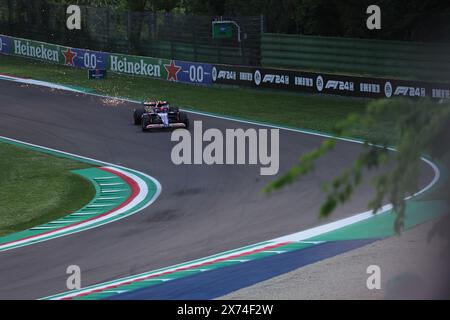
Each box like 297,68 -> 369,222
45,0 -> 450,42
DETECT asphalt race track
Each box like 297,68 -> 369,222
0,80 -> 434,299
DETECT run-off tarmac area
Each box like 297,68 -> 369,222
220,218 -> 450,300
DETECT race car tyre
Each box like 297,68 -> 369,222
179,112 -> 189,129
142,114 -> 151,132
170,106 -> 179,113
133,108 -> 146,125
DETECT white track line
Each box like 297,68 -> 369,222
0,136 -> 162,252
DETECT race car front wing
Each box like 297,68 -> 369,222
143,122 -> 187,129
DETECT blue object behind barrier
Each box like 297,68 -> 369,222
88,69 -> 107,80
0,35 -> 12,55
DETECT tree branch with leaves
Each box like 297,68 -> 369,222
265,98 -> 450,233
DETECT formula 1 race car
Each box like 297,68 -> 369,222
133,100 -> 189,131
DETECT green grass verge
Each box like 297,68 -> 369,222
0,54 -> 394,142
0,142 -> 95,236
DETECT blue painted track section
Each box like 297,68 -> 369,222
107,239 -> 378,300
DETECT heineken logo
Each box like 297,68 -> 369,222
13,40 -> 59,62
110,55 -> 161,77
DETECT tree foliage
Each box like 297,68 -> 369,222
45,0 -> 450,41
265,99 -> 450,233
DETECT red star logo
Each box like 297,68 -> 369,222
63,48 -> 77,66
164,60 -> 181,81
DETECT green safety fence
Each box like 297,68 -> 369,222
262,33 -> 450,81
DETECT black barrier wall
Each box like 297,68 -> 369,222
211,64 -> 450,100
